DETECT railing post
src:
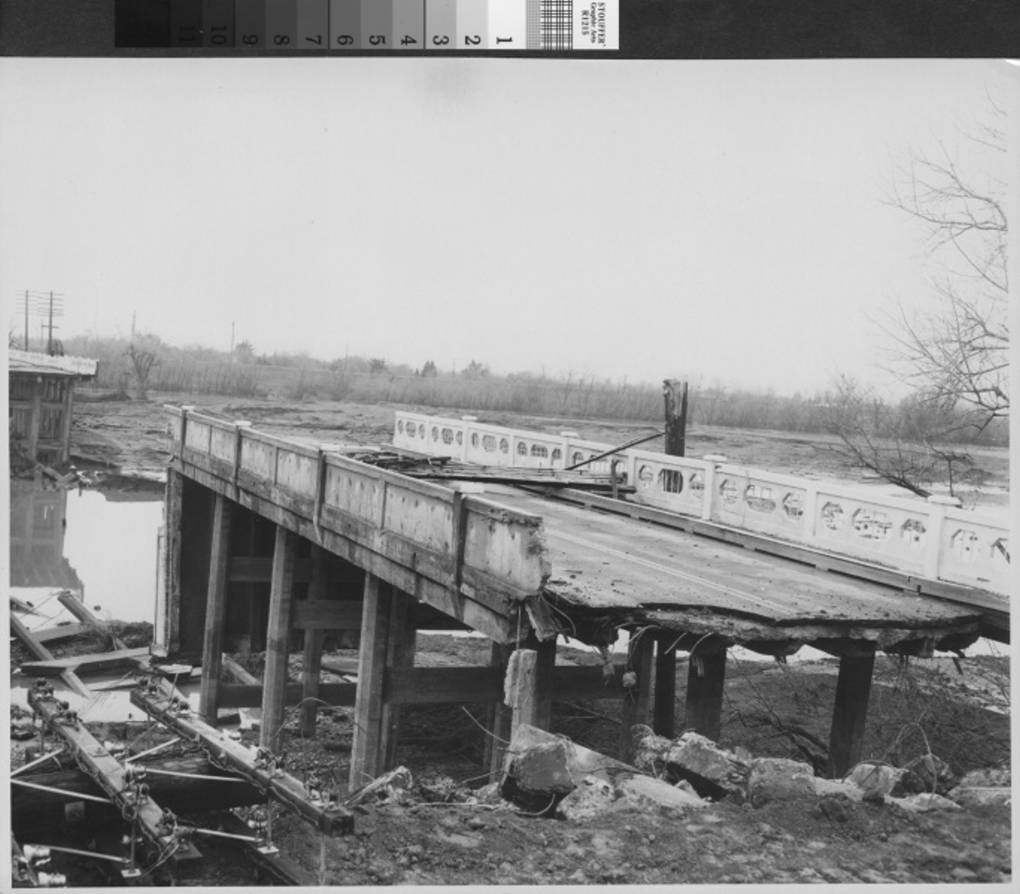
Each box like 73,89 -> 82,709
702,455 -> 726,522
802,483 -> 819,542
924,495 -> 961,580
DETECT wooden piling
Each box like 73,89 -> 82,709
507,649 -> 539,737
828,643 -> 876,778
382,590 -> 417,770
653,633 -> 678,738
349,573 -> 391,788
199,494 -> 232,724
620,632 -> 654,763
299,546 -> 328,737
685,646 -> 727,742
260,525 -> 297,753
485,641 -> 515,778
164,469 -> 185,656
663,378 -> 689,457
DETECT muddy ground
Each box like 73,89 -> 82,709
68,391 -> 1010,508
11,393 -> 1012,885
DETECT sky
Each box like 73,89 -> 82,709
0,58 -> 1014,396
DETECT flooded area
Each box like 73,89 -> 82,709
9,478 -> 177,721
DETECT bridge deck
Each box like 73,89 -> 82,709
486,486 -> 983,650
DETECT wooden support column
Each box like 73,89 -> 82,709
685,646 -> 727,742
620,633 -> 654,763
506,637 -> 556,738
299,546 -> 328,737
199,494 -> 232,724
260,526 -> 297,753
381,590 -> 417,770
653,633 -> 678,739
349,573 -> 391,789
828,643 -> 877,778
59,378 -> 75,463
485,642 -> 515,778
164,469 -> 185,656
26,376 -> 43,460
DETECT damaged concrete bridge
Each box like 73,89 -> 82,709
155,407 -> 1007,790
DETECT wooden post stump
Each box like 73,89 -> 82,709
685,646 -> 727,742
620,632 -> 654,763
199,494 -> 232,724
828,643 -> 876,778
485,642 -> 515,779
653,633 -> 678,738
260,526 -> 297,753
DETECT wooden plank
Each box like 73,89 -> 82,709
199,493 -> 232,724
20,647 -> 150,675
10,614 -> 93,698
653,633 -> 678,738
293,599 -> 363,631
349,573 -> 390,788
31,622 -> 90,644
620,633 -> 654,762
219,682 -> 357,709
57,591 -> 128,649
223,654 -> 259,685
685,647 -> 727,742
261,526 -> 297,753
300,546 -> 328,737
383,666 -> 502,705
829,644 -> 876,777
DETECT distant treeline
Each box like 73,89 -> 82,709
64,334 -> 1008,447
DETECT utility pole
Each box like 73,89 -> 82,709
230,321 -> 235,353
663,379 -> 689,457
47,292 -> 54,355
23,290 -> 29,350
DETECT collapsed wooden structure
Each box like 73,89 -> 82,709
155,407 -> 1003,786
8,350 -> 98,465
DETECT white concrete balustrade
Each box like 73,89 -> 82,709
393,411 -> 1010,595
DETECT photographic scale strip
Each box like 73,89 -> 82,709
117,0 -> 619,50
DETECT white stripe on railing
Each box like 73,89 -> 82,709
392,411 -> 1009,595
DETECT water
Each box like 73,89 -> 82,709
10,480 -> 163,625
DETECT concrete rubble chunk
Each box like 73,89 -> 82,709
844,762 -> 901,802
633,725 -> 749,798
948,786 -> 1012,808
956,766 -> 1011,788
747,757 -> 816,805
887,792 -> 962,813
347,765 -> 414,807
502,724 -> 707,818
893,753 -> 957,796
812,777 -> 864,801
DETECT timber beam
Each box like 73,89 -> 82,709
130,676 -> 354,835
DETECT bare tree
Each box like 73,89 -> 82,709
824,376 -> 988,500
885,99 -> 1009,429
125,344 -> 159,400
